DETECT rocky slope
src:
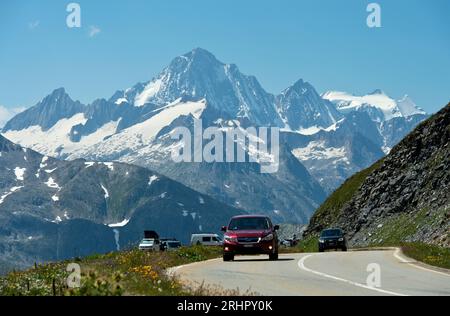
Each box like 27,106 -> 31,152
304,103 -> 449,248
0,134 -> 242,273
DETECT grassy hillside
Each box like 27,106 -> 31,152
401,243 -> 450,269
0,246 -> 231,296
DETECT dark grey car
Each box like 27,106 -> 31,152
318,228 -> 348,252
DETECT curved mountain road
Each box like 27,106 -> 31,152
171,249 -> 450,296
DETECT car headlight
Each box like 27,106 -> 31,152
319,239 -> 325,243
338,238 -> 344,242
224,236 -> 237,243
261,234 -> 274,241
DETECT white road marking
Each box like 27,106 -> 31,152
167,258 -> 221,275
298,254 -> 408,296
393,248 -> 450,278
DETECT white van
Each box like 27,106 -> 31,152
138,238 -> 160,251
190,233 -> 222,246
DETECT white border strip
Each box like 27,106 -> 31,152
298,254 -> 408,296
393,248 -> 450,277
167,258 -> 221,276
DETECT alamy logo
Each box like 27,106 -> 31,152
366,263 -> 381,288
66,3 -> 81,28
66,263 -> 81,288
367,3 -> 382,28
171,119 -> 280,174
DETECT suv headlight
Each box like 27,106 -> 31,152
338,238 -> 344,242
261,234 -> 274,241
224,236 -> 237,243
319,239 -> 325,243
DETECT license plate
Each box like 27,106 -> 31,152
243,244 -> 254,248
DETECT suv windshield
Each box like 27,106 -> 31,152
321,229 -> 343,237
228,217 -> 270,231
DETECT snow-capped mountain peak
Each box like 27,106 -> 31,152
276,79 -> 342,131
112,48 -> 281,126
322,90 -> 426,121
184,47 -> 222,64
397,95 -> 426,117
2,87 -> 85,132
133,48 -> 227,107
109,48 -> 224,108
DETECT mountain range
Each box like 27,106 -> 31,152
0,133 -> 241,274
1,48 -> 428,220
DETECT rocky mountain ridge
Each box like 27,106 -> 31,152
304,103 -> 449,248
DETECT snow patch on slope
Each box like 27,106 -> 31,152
148,175 -> 159,186
0,186 -> 24,205
108,219 -> 130,228
101,184 -> 109,199
67,100 -> 207,160
2,113 -> 87,157
115,98 -> 128,105
2,114 -> 121,158
282,119 -> 344,136
292,141 -> 347,162
102,162 -> 114,171
45,177 -> 61,189
134,78 -> 163,107
14,167 -> 26,181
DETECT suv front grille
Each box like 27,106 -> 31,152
237,237 -> 260,243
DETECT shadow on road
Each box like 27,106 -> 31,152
232,258 -> 295,262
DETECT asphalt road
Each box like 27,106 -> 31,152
171,249 -> 450,296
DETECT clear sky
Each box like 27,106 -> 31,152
0,0 -> 448,122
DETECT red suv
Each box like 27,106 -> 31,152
221,215 -> 279,261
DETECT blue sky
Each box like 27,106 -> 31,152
0,0 -> 448,119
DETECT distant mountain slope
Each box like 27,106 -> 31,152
0,134 -> 242,273
65,112 -> 327,223
304,103 -> 449,248
284,111 -> 386,193
323,90 -> 429,152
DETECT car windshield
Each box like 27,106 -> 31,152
321,229 -> 342,237
228,217 -> 270,231
167,242 -> 180,247
141,239 -> 154,245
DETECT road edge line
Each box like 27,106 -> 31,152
298,254 -> 408,296
166,258 -> 222,276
